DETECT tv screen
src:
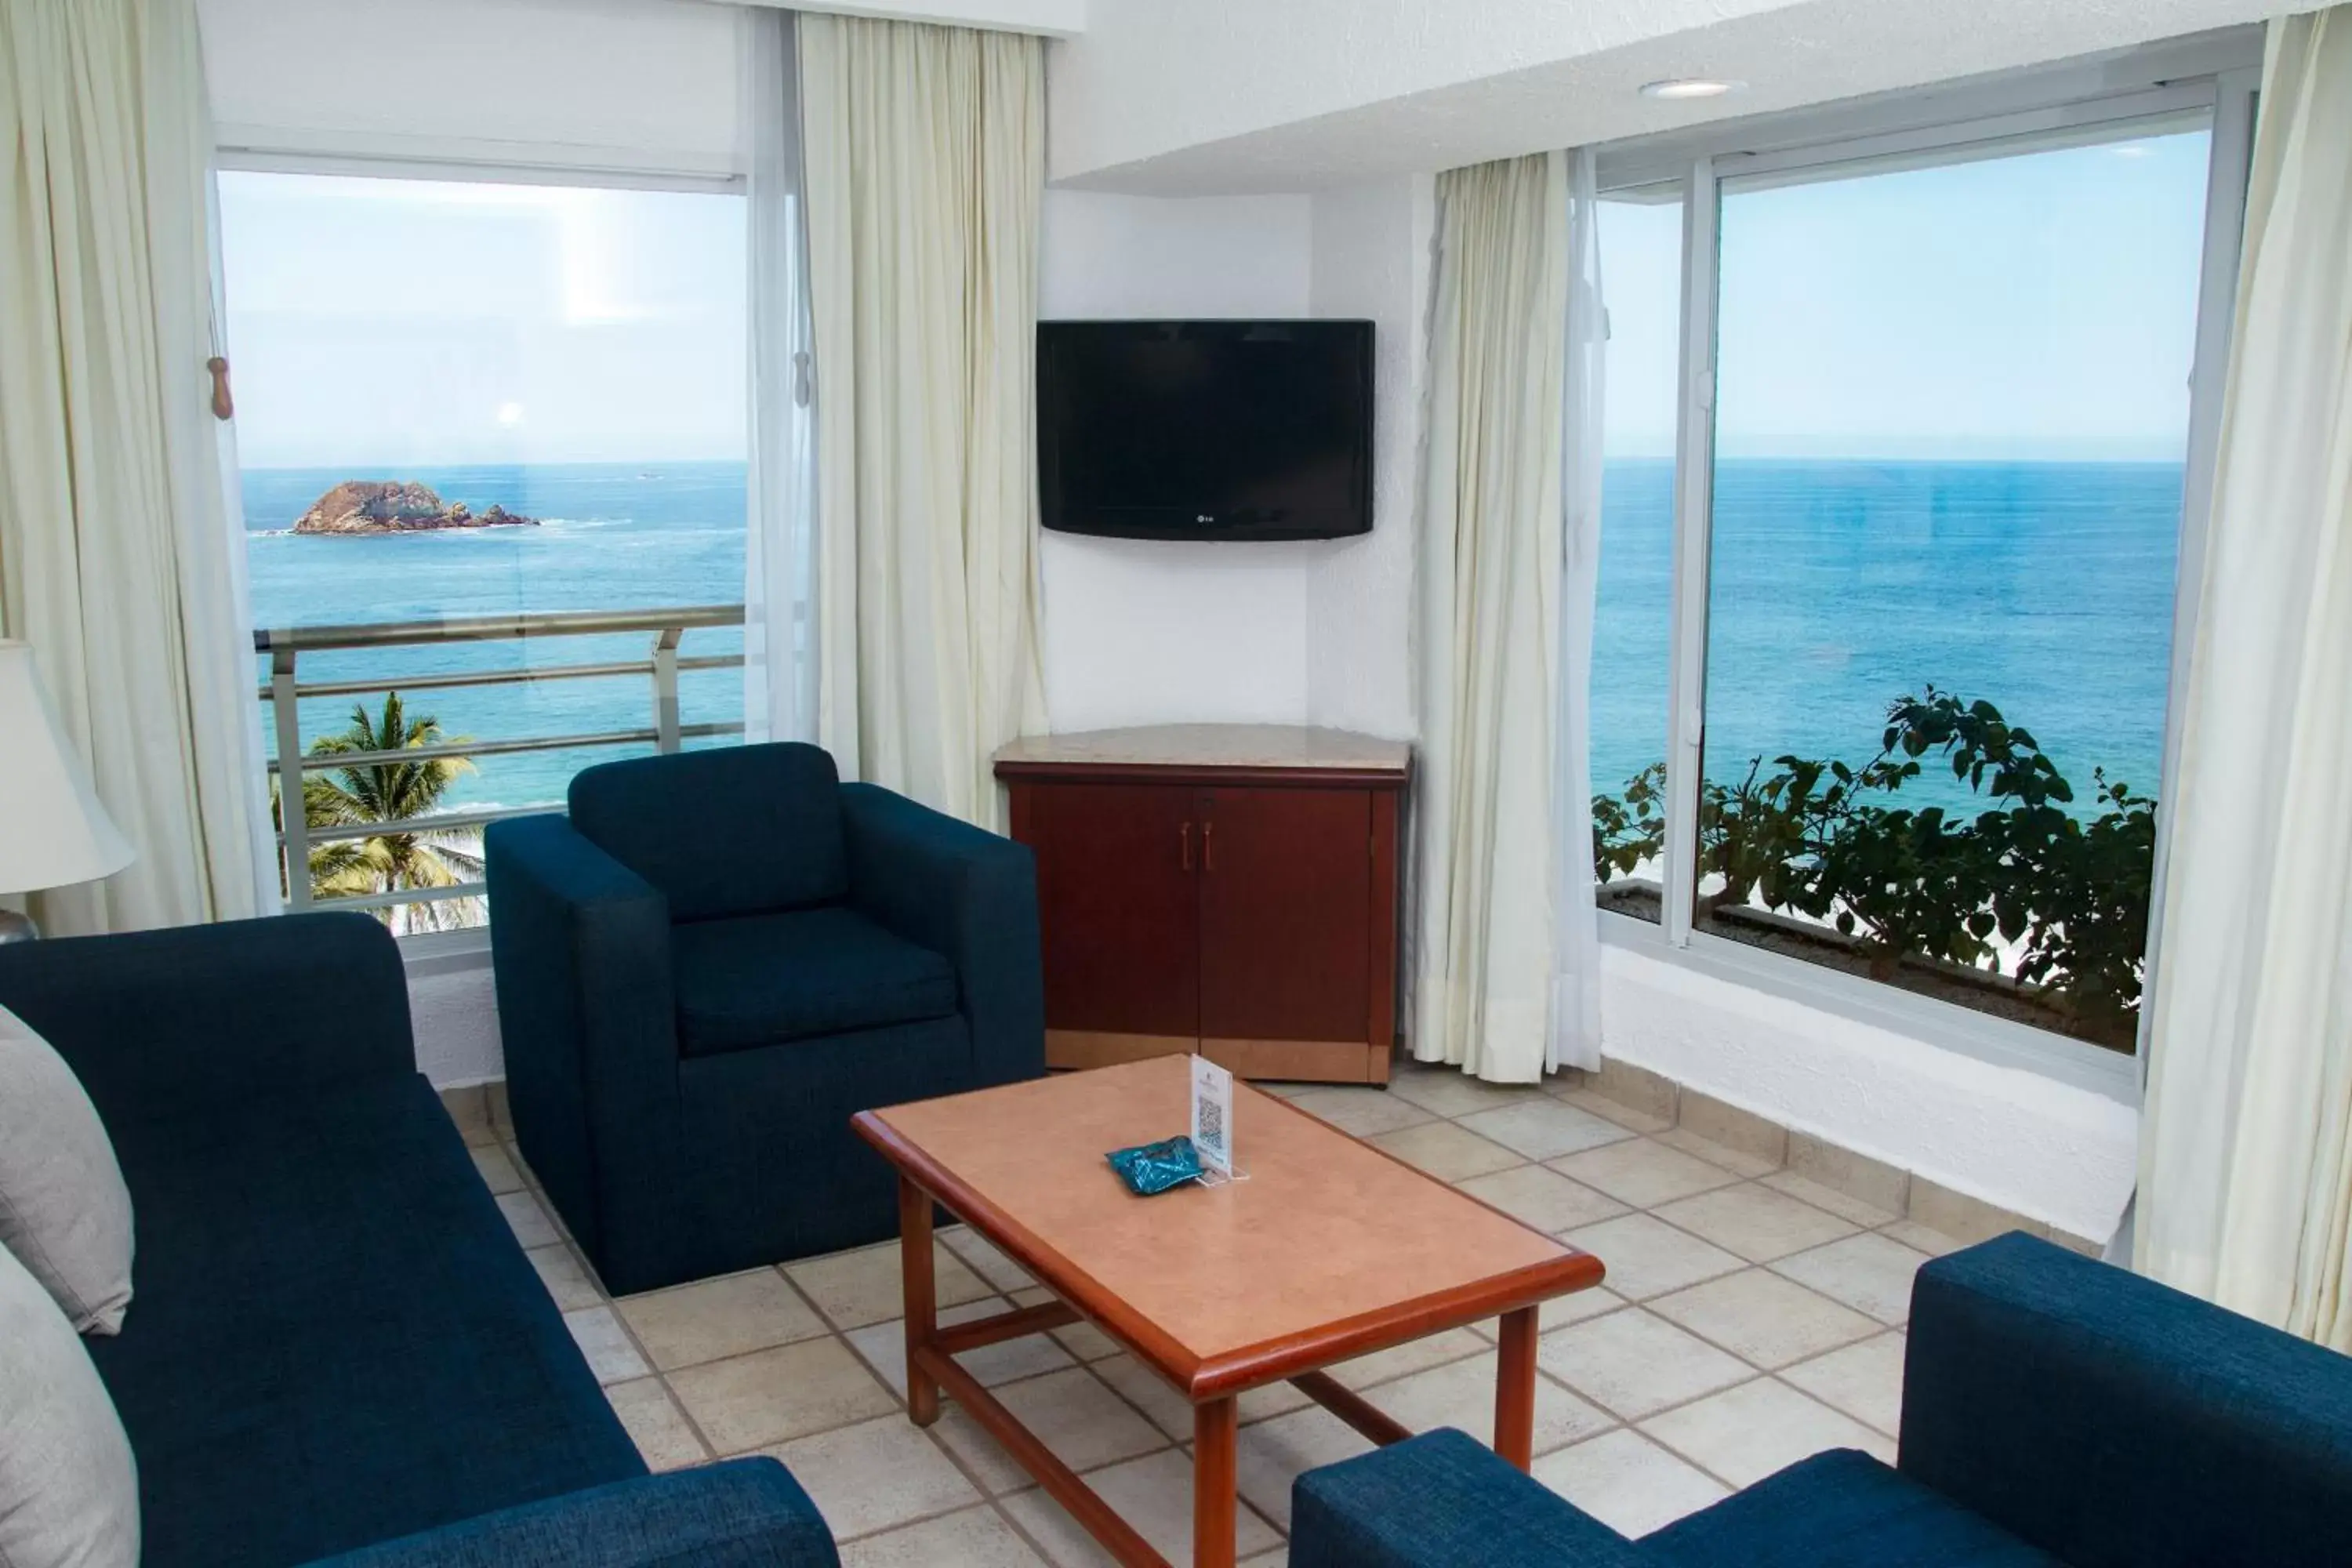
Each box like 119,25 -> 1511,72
1038,320 -> 1373,542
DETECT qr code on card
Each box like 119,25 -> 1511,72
1197,1095 -> 1225,1155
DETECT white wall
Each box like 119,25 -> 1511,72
1601,946 -> 2140,1242
405,954 -> 505,1088
1036,190 -> 1320,732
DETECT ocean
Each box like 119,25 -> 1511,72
245,457 -> 2183,817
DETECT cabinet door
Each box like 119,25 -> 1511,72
1026,782 -> 1200,1038
1196,787 -> 1372,1043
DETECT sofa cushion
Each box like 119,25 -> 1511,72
0,1001 -> 135,1334
1643,1448 -> 2060,1567
673,906 -> 960,1057
0,1239 -> 138,1568
570,742 -> 848,921
85,1071 -> 641,1568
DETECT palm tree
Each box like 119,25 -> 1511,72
299,693 -> 485,934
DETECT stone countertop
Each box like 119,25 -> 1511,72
993,723 -> 1411,775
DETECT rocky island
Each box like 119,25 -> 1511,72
294,480 -> 539,536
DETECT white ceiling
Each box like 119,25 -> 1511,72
1048,0 -> 2294,193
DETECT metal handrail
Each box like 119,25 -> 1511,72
261,603 -> 748,920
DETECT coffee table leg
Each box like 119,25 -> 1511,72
1495,1304 -> 1538,1469
1192,1396 -> 1238,1568
898,1175 -> 940,1427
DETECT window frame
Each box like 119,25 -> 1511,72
1589,38 -> 2263,1102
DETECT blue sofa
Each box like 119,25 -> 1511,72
485,742 -> 1044,1294
0,913 -> 837,1568
1291,1231 -> 2352,1566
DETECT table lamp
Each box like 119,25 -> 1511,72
0,640 -> 134,942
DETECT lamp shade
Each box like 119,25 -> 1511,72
0,641 -> 134,895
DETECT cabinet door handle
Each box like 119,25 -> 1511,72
1181,822 -> 1192,871
1202,820 -> 1214,871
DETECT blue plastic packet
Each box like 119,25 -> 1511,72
1105,1135 -> 1204,1196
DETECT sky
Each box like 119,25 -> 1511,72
218,172 -> 749,469
1602,124 -> 2213,463
221,122 -> 2212,472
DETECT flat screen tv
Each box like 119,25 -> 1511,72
1038,319 -> 1373,542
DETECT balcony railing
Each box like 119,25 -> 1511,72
256,604 -> 746,918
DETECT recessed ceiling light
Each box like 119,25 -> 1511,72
1640,78 -> 1742,101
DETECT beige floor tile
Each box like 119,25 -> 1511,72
1551,1087 -> 1675,1136
941,1227 -> 1037,1294
527,1244 -> 604,1312
1234,1406 -> 1375,1530
1329,1327 -> 1489,1391
604,1377 -> 709,1472
1050,1317 -> 1123,1363
617,1268 -> 830,1370
1549,1138 -> 1740,1208
1641,1376 -> 1893,1488
1283,1085 -> 1436,1138
1007,1447 -> 1283,1565
1240,1552 -> 1288,1568
1653,1183 -> 1857,1264
1536,1308 -> 1752,1421
1559,1214 -> 1743,1301
1361,1350 -> 1611,1454
1457,1099 -> 1635,1161
1769,1232 -> 1933,1326
767,1413 -> 980,1539
1533,1429 -> 1732,1538
668,1335 -> 899,1454
1907,1178 -> 2037,1247
561,1305 -> 649,1385
925,1403 -> 1040,1495
1090,1354 -> 1311,1440
470,1142 -> 524,1195
989,1367 -> 1169,1472
1653,1127 -> 1780,1180
848,1302 -> 1076,1396
1759,1169 -> 1901,1227
1468,1287 -> 1627,1341
441,1086 -> 497,1147
788,1240 -> 995,1330
496,1189 -> 561,1249
1780,1332 -> 1907,1437
1386,1065 -> 1553,1119
838,1504 -> 1047,1568
1454,1165 -> 1628,1234
1367,1120 -> 1523,1182
1647,1269 -> 1878,1370
1879,1218 -> 1966,1257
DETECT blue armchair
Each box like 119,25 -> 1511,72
1290,1231 -> 2352,1566
486,742 -> 1044,1294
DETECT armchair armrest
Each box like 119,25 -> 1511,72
486,815 -> 688,1293
0,913 -> 413,1124
1291,1430 -> 1655,1568
1901,1232 -> 2352,1566
839,783 -> 1043,1091
300,1460 -> 840,1568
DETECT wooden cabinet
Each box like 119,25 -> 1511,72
996,726 -> 1410,1084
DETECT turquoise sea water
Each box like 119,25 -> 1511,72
245,457 -> 2183,815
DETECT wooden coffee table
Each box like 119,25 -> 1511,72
851,1056 -> 1605,1567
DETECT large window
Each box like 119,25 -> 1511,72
221,172 -> 749,930
1588,93 -> 2241,1058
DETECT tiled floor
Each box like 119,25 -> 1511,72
452,1062 -> 1954,1566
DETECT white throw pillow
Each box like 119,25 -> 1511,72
0,1002 -> 134,1334
0,1239 -> 139,1568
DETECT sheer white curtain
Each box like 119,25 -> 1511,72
2136,7 -> 2352,1345
742,6 -> 820,745
0,0 -> 275,935
1548,147 -> 1608,1074
1413,151 -> 1571,1083
796,13 -> 1047,825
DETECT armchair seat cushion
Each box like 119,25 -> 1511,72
1644,1449 -> 2059,1568
673,906 -> 960,1058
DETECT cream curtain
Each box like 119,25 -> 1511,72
2136,8 -> 2352,1345
797,13 -> 1047,826
1412,151 -> 1571,1083
0,0 -> 274,935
